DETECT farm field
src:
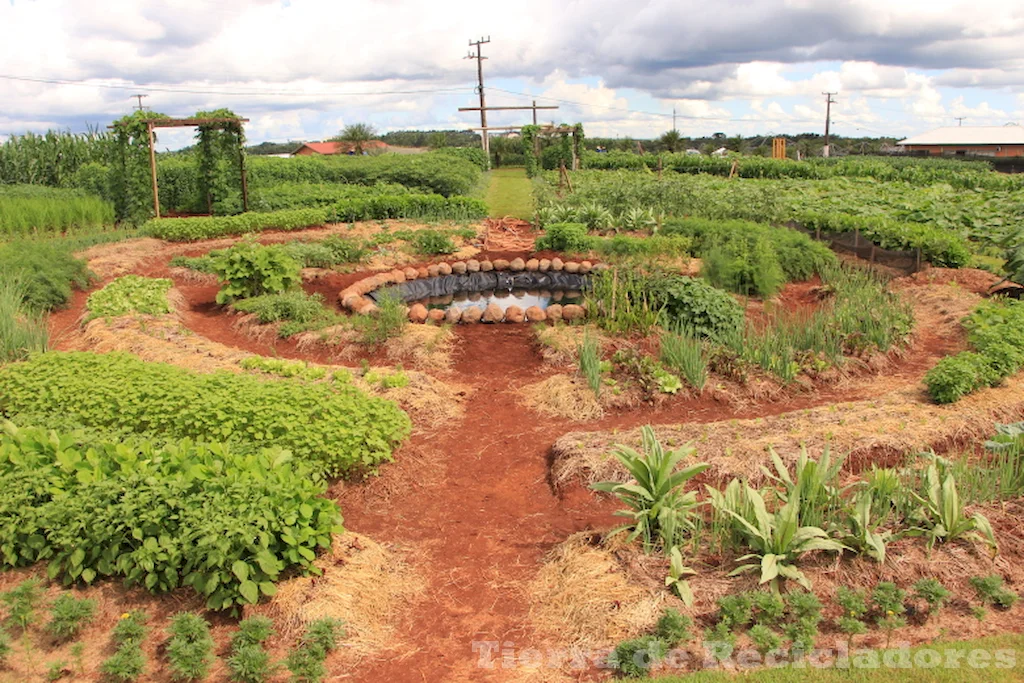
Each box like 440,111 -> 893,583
2,146 -> 1024,683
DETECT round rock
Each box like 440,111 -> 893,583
480,260 -> 494,272
451,261 -> 467,275
403,267 -> 419,280
546,304 -> 563,322
427,308 -> 446,323
391,269 -> 406,283
427,264 -> 441,277
445,307 -> 462,324
539,258 -> 551,271
461,306 -> 483,323
551,258 -> 564,271
417,266 -> 429,279
482,302 -> 504,323
466,259 -> 481,273
408,303 -> 428,323
526,258 -> 540,271
579,261 -> 592,274
493,258 -> 510,271
438,262 -> 453,276
562,304 -> 585,321
525,306 -> 546,322
505,305 -> 525,323
509,257 -> 526,271
564,261 -> 580,274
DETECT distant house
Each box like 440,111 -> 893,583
291,140 -> 389,156
897,126 -> 1024,157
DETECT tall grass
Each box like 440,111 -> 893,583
0,186 -> 115,237
586,269 -> 662,335
354,290 -> 407,347
948,424 -> 1024,504
660,325 -> 708,391
0,276 -> 49,362
577,329 -> 602,397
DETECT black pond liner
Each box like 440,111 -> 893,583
368,271 -> 590,312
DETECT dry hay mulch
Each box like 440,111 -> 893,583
483,216 -> 536,252
247,532 -> 423,660
527,533 -> 667,651
78,237 -> 168,280
534,323 -> 608,366
551,374 -> 1024,490
168,265 -> 218,285
356,366 -> 470,425
520,374 -> 606,422
384,322 -> 457,371
898,266 -> 1004,296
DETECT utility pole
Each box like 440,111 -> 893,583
131,94 -> 149,111
532,100 -> 538,126
465,36 -> 491,164
673,107 -> 677,132
822,92 -> 837,157
955,116 -> 967,127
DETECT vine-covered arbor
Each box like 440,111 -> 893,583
110,109 -> 249,222
520,123 -> 585,176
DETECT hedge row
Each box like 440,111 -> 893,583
793,212 -> 972,268
144,194 -> 488,242
0,352 -> 411,477
0,421 -> 341,611
926,299 -> 1024,403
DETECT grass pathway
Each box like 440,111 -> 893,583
484,167 -> 534,220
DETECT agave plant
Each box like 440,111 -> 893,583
906,461 -> 998,556
719,484 -> 847,593
591,426 -> 709,552
536,204 -> 579,228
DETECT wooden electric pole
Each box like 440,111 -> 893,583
465,37 -> 491,163
131,94 -> 149,111
955,116 -> 967,127
822,92 -> 837,157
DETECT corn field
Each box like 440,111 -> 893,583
0,128 -> 114,187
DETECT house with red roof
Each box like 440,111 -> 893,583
291,140 -> 389,156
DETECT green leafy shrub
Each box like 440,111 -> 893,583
86,275 -> 173,319
750,591 -> 785,627
231,616 -> 275,649
285,618 -> 345,683
166,613 -> 215,682
144,208 -> 330,242
169,254 -> 217,273
649,275 -> 745,339
871,582 -> 906,623
970,575 -> 1019,610
211,242 -> 301,304
232,290 -> 339,336
748,624 -> 781,656
409,230 -> 456,255
912,578 -> 951,617
716,593 -> 753,630
45,594 -> 96,641
535,222 -> 594,252
100,644 -> 145,682
0,627 -> 9,665
0,352 -> 410,477
925,352 -> 999,404
0,422 -> 343,610
654,608 -> 691,646
1,578 -> 42,630
609,635 -> 666,678
239,356 -> 329,381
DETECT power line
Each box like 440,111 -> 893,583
0,74 -> 474,98
464,37 -> 491,161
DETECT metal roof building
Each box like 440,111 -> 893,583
897,126 -> 1024,157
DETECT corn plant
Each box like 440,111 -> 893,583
718,485 -> 847,593
906,461 -> 997,556
591,426 -> 708,552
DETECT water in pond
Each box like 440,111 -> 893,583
369,270 -> 589,314
417,288 -> 584,313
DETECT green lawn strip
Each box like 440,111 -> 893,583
640,633 -> 1024,682
485,167 -> 534,220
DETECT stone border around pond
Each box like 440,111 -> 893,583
337,257 -> 608,323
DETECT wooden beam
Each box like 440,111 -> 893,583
458,106 -> 558,111
147,121 -> 160,219
109,117 -> 249,129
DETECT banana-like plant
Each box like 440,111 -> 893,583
719,484 -> 847,593
839,492 -> 890,564
591,426 -> 709,552
906,462 -> 998,556
620,207 -> 657,233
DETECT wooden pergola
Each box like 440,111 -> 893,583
110,116 -> 250,218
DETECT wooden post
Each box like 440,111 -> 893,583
657,156 -> 663,180
854,228 -> 860,249
870,244 -> 876,266
729,160 -> 738,179
239,137 -> 249,213
815,225 -> 821,241
147,122 -> 160,219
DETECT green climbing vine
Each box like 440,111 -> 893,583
520,123 -> 585,176
195,108 -> 246,215
521,124 -> 540,177
111,110 -> 171,224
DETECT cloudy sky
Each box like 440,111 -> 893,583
2,0 -> 1023,148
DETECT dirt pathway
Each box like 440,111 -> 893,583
337,324 -> 620,682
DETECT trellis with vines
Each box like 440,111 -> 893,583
110,108 -> 248,223
521,123 -> 585,177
